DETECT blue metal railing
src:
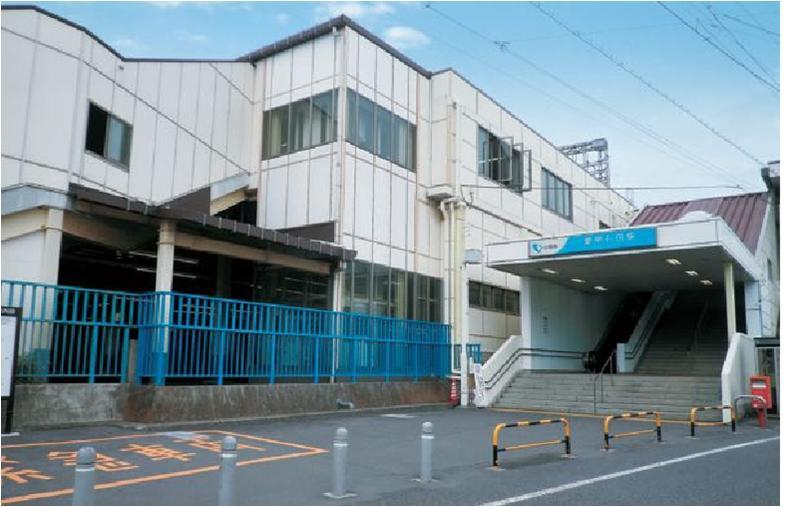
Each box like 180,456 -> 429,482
453,343 -> 483,370
2,281 -> 452,385
2,280 -> 143,382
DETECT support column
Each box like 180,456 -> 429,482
154,221 -> 176,385
744,281 -> 763,337
519,276 -> 533,371
723,262 -> 736,342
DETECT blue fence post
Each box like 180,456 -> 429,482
88,292 -> 99,384
268,306 -> 276,384
217,300 -> 225,386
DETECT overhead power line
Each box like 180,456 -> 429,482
421,2 -> 754,189
384,9 -> 750,191
705,6 -> 778,88
721,12 -> 779,37
657,2 -> 779,94
530,1 -> 769,167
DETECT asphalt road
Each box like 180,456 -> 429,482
0,406 -> 779,505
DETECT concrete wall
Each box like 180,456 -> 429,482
9,383 -> 128,428
526,277 -> 623,370
5,381 -> 448,429
124,381 -> 447,424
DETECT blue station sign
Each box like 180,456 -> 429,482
529,227 -> 658,258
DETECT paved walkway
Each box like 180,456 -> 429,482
0,407 -> 779,505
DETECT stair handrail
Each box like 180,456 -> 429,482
592,349 -> 616,415
689,301 -> 709,353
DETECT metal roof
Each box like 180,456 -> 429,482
631,192 -> 768,253
69,184 -> 356,261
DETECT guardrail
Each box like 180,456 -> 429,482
689,405 -> 735,437
2,280 -> 452,385
491,418 -> 571,467
603,411 -> 662,450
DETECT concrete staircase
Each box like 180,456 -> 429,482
636,292 -> 728,377
494,371 -> 722,420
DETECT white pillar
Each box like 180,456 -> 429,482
155,221 -> 176,292
723,262 -> 736,342
154,221 -> 175,385
744,281 -> 763,337
519,276 -> 532,371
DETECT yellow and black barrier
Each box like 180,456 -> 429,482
492,418 -> 571,467
603,411 -> 662,450
689,405 -> 736,437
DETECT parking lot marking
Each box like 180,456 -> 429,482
0,430 -> 328,505
482,436 -> 780,506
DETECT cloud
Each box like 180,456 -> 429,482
113,38 -> 148,52
275,12 -> 290,25
383,26 -> 430,50
149,1 -> 183,8
175,30 -> 209,43
313,2 -> 394,21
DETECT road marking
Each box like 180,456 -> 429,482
0,430 -> 328,504
381,413 -> 416,419
483,436 -> 779,506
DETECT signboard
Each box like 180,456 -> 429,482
2,307 -> 21,434
529,227 -> 657,258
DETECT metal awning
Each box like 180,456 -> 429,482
68,184 -> 356,262
486,218 -> 763,293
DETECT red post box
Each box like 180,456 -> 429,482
749,375 -> 772,428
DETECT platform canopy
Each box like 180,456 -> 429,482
486,216 -> 763,293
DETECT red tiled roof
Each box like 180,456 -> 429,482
631,192 -> 768,252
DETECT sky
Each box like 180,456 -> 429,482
6,1 -> 780,207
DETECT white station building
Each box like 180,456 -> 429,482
1,6 -> 779,417
1,6 -> 632,358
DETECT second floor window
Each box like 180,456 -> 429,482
85,103 -> 132,169
542,168 -> 573,220
262,89 -> 337,160
346,89 -> 416,172
477,126 -> 525,192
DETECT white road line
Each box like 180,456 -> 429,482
483,436 -> 780,506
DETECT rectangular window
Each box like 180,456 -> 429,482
346,90 -> 357,145
262,89 -> 338,160
345,90 -> 417,172
310,90 -> 336,147
542,168 -> 572,220
477,126 -> 523,192
85,103 -> 132,168
393,116 -> 409,168
289,97 -> 311,153
469,281 -> 520,316
263,105 -> 289,159
375,105 -> 392,160
357,94 -> 375,153
341,260 -> 442,322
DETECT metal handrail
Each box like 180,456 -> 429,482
689,301 -> 709,353
592,349 -> 616,415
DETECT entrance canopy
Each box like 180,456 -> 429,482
486,217 -> 763,293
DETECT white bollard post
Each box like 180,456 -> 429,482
420,422 -> 434,483
218,436 -> 237,506
72,447 -> 96,506
324,427 -> 355,499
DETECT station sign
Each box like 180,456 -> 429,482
528,227 -> 657,258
